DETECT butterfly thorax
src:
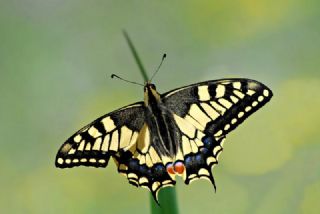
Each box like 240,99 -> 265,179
143,83 -> 180,157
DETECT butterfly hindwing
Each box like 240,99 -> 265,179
172,114 -> 222,187
162,79 -> 273,185
113,123 -> 176,203
55,102 -> 145,168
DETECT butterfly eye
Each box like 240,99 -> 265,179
150,84 -> 156,90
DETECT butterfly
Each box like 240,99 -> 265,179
55,77 -> 272,203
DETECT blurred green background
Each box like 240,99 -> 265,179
1,0 -> 320,213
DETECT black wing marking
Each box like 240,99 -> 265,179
113,123 -> 176,204
162,78 -> 273,186
55,102 -> 145,168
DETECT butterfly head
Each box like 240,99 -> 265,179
144,83 -> 160,105
144,82 -> 156,91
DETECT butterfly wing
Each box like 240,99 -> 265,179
161,78 -> 273,186
112,123 -> 176,203
55,102 -> 145,168
56,102 -> 175,203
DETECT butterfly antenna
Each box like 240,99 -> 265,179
149,53 -> 166,82
110,74 -> 144,86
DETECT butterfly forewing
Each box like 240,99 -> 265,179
55,102 -> 145,168
162,79 -> 273,185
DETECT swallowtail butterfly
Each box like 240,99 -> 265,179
56,73 -> 272,203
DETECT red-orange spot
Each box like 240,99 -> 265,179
174,162 -> 185,174
166,163 -> 175,174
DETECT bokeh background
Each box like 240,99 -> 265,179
1,0 -> 320,213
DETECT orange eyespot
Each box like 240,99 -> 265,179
174,162 -> 185,174
166,163 -> 175,175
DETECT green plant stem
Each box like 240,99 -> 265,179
123,30 -> 149,82
149,187 -> 179,214
123,30 -> 179,214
